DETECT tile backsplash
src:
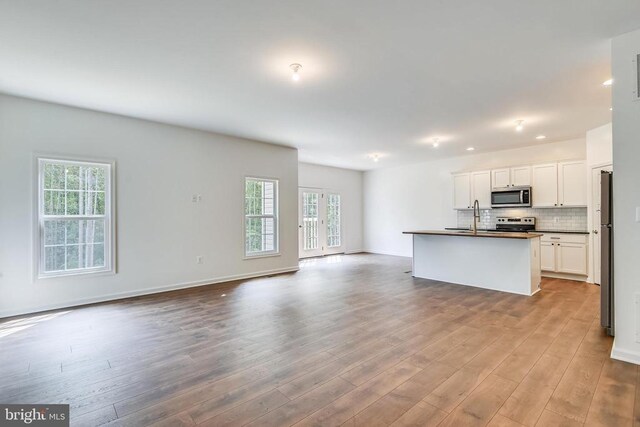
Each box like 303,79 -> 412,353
457,207 -> 588,231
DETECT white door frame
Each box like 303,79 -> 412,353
589,163 -> 613,284
298,187 -> 344,259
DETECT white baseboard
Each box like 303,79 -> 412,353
344,249 -> 365,254
610,340 -> 640,365
541,271 -> 588,282
0,266 -> 300,319
361,249 -> 411,258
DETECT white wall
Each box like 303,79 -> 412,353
586,122 -> 613,283
0,94 -> 299,318
364,139 -> 586,257
298,163 -> 363,253
611,29 -> 640,364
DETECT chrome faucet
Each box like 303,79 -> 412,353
472,199 -> 480,234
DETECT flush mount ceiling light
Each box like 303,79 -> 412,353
602,78 -> 613,86
466,147 -> 475,151
515,120 -> 524,132
290,63 -> 302,82
432,138 -> 440,148
371,154 -> 380,162
535,135 -> 546,140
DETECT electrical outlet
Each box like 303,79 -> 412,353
196,256 -> 203,264
553,217 -> 559,223
192,195 -> 198,203
197,194 -> 202,202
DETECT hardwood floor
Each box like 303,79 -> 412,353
0,254 -> 636,426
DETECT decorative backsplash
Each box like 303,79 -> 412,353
457,207 -> 588,232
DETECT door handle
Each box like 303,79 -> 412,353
593,230 -> 598,234
299,225 -> 302,228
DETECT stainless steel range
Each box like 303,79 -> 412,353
495,217 -> 536,232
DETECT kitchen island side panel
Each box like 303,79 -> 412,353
412,234 -> 540,296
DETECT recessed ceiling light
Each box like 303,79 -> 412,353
290,63 -> 302,82
466,147 -> 475,151
432,138 -> 439,148
603,79 -> 613,86
515,120 -> 524,132
535,135 -> 546,140
610,107 -> 613,111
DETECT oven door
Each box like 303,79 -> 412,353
491,188 -> 530,208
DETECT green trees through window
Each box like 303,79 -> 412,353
39,159 -> 111,275
245,178 -> 278,255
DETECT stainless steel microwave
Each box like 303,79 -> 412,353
491,186 -> 531,208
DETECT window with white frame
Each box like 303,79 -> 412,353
244,177 -> 278,256
37,158 -> 113,277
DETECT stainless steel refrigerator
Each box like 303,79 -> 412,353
600,171 -> 614,336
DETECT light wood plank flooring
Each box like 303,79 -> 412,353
0,254 -> 636,426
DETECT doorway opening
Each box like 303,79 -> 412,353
298,188 -> 344,259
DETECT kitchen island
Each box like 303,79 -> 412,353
403,230 -> 542,296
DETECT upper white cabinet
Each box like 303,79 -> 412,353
453,173 -> 471,209
492,166 -> 531,189
558,161 -> 587,207
511,166 -> 532,187
454,160 -> 585,210
491,168 -> 510,189
471,171 -> 491,209
531,161 -> 587,208
532,163 -> 559,207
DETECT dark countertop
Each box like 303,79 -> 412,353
404,230 -> 542,239
444,227 -> 589,235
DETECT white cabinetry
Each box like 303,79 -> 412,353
540,241 -> 556,271
453,173 -> 471,209
455,160 -> 585,210
511,166 -> 532,187
491,168 -> 510,189
558,161 -> 587,207
491,166 -> 531,189
471,171 -> 491,209
532,163 -> 558,207
540,233 -> 588,277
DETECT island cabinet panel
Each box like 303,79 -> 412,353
532,163 -> 559,207
471,170 -> 491,208
453,173 -> 471,209
558,161 -> 587,207
491,168 -> 510,189
511,166 -> 532,187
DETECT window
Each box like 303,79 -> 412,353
37,158 -> 113,277
327,194 -> 341,247
245,177 -> 278,257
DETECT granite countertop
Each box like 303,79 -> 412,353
403,230 -> 543,239
444,227 -> 589,235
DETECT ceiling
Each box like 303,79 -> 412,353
1,1 -> 639,170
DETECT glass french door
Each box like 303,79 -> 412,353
299,188 -> 343,258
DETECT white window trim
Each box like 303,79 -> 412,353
34,156 -> 117,279
243,176 -> 280,259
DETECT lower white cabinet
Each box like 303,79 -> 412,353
540,233 -> 588,276
540,241 -> 556,271
556,242 -> 588,275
